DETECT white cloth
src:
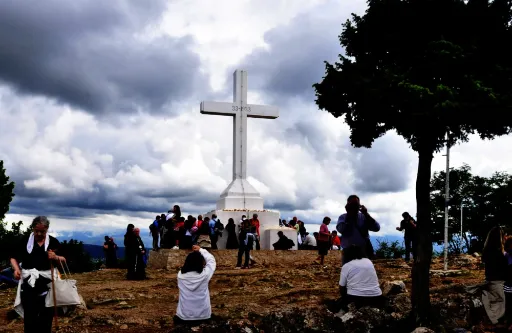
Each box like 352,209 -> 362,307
14,268 -> 60,317
339,258 -> 382,297
303,234 -> 317,247
176,249 -> 216,321
166,213 -> 173,221
27,232 -> 50,254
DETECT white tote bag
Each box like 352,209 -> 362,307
45,261 -> 81,307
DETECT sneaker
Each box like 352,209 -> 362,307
235,267 -> 241,270
242,266 -> 249,269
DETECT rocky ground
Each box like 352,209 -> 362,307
0,252 -> 493,333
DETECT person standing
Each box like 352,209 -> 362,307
132,228 -> 147,280
10,216 -> 67,333
315,217 -> 331,265
150,215 -> 160,251
250,214 -> 261,250
225,218 -> 239,249
124,224 -> 136,279
336,195 -> 380,261
481,226 -> 507,325
396,212 -> 417,262
103,236 -> 118,268
236,220 -> 254,269
197,215 -> 204,229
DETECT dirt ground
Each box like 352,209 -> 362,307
0,251 -> 485,333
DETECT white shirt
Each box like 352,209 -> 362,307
176,249 -> 216,320
303,234 -> 317,247
339,258 -> 382,297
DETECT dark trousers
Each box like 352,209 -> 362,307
340,294 -> 385,312
211,234 -> 219,249
21,284 -> 53,333
404,235 -> 417,261
152,233 -> 159,250
179,236 -> 193,250
255,236 -> 260,250
237,246 -> 250,267
506,291 -> 512,322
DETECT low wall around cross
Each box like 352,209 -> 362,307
147,249 -> 343,271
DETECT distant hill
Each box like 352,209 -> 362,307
83,244 -> 126,259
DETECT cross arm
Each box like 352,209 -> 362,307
200,101 -> 236,116
246,104 -> 279,119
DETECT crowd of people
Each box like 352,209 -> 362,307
175,194 -> 386,323
5,194 -> 425,331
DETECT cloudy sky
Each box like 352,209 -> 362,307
1,0 -> 512,240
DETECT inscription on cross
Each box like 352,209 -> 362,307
200,70 -> 279,181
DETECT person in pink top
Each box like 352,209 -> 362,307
315,217 -> 332,265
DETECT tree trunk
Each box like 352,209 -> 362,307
411,146 -> 434,324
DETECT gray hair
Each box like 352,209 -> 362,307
31,216 -> 50,229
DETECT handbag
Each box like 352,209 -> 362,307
45,261 -> 81,307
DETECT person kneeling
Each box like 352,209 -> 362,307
175,245 -> 217,325
339,245 -> 384,313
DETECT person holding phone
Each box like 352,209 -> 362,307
396,212 -> 417,262
336,195 -> 380,263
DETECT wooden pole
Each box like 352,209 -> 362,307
50,262 -> 59,330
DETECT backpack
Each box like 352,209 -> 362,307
214,220 -> 224,236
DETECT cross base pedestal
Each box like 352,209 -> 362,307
216,178 -> 264,210
204,209 -> 283,250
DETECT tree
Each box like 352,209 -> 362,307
313,0 -> 512,323
430,164 -> 512,252
0,220 -> 30,267
0,160 -> 15,221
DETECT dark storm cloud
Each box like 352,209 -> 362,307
0,0 -> 206,115
8,176 -> 224,218
233,8 -> 342,103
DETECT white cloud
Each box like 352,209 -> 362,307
2,0 -> 512,243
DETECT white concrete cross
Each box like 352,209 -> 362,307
200,70 -> 279,210
200,70 -> 279,181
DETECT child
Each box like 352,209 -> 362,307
175,245 -> 216,324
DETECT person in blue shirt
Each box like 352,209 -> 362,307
209,214 -> 218,249
336,195 -> 380,262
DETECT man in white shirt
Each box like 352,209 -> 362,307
338,245 -> 383,313
302,232 -> 317,250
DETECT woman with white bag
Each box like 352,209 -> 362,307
9,216 -> 66,333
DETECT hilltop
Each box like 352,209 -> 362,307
0,251 -> 490,333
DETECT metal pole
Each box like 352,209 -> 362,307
460,204 -> 463,254
444,133 -> 450,271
